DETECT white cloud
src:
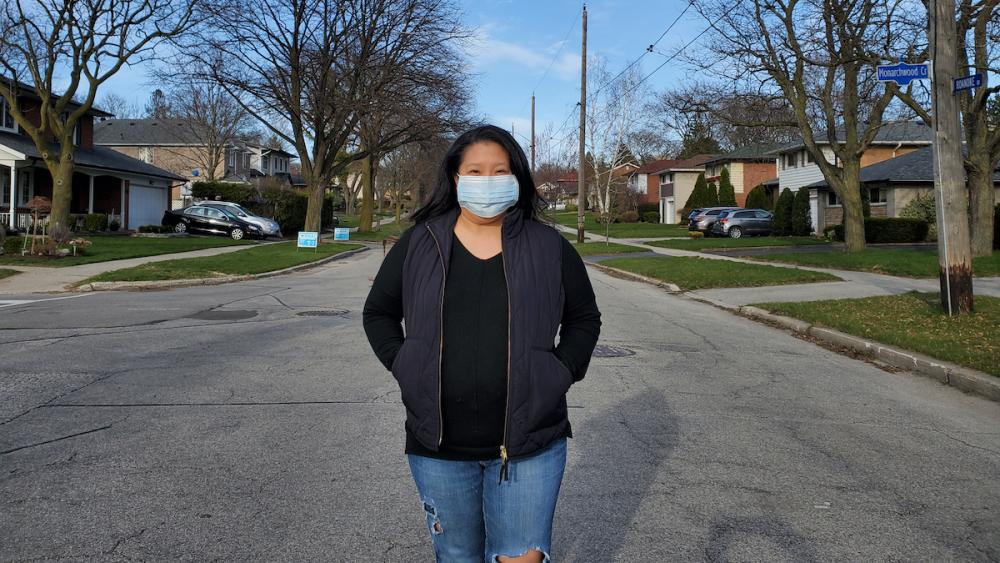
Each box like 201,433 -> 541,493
465,27 -> 580,81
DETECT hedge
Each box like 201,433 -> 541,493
830,217 -> 929,244
642,211 -> 659,223
637,202 -> 659,214
772,188 -> 795,236
791,187 -> 812,236
83,213 -> 108,232
745,184 -> 772,211
191,181 -> 257,206
249,187 -> 337,234
994,204 -> 999,250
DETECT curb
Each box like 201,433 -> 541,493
589,262 -> 1000,403
76,245 -> 369,292
587,261 -> 681,292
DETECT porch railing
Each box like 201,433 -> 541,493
0,211 -> 32,231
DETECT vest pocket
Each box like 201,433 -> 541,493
391,337 -> 428,415
527,346 -> 573,431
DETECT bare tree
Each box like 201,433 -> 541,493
145,88 -> 172,119
97,93 -> 141,119
656,86 -> 800,150
179,0 -> 469,233
0,0 -> 199,233
894,0 -> 1000,256
691,0 -> 926,251
166,81 -> 251,182
584,59 -> 644,239
382,136 -> 450,222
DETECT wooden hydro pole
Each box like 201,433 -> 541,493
929,0 -> 974,314
576,4 -> 587,243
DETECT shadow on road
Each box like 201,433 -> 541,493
554,388 -> 677,560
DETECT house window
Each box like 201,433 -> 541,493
806,151 -> 815,164
244,153 -> 250,168
1,98 -> 15,132
828,192 -> 840,206
138,146 -> 153,163
869,187 -> 887,204
262,155 -> 270,172
228,150 -> 236,168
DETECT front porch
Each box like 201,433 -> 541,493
1,162 -> 159,232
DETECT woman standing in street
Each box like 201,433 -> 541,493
363,125 -> 601,562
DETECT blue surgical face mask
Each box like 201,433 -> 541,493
456,174 -> 520,219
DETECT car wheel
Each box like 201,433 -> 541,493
174,222 -> 187,233
230,228 -> 244,240
729,226 -> 743,239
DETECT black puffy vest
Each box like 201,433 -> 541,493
392,207 -> 570,460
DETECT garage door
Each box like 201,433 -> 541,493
129,185 -> 166,229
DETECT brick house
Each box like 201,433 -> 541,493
769,121 -> 933,231
1,82 -> 184,231
94,119 -> 296,208
627,158 -> 680,205
702,144 -> 782,207
804,145 -> 1000,232
653,154 -> 717,224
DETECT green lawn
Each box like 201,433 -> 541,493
349,220 -> 410,242
600,256 -> 840,290
85,241 -> 362,283
571,241 -> 647,256
0,235 -> 254,267
550,212 -> 689,238
648,236 -> 828,251
0,268 -> 19,280
750,249 -> 1000,278
756,293 -> 1000,376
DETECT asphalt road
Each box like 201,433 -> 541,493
2,246 -> 998,561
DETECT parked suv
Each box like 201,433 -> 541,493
710,208 -> 774,238
688,207 -> 740,235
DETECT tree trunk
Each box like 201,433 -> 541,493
359,154 -> 376,232
47,154 -> 75,235
837,163 -> 866,252
303,167 -> 325,233
967,155 -> 996,257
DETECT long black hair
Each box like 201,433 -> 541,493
410,125 -> 543,224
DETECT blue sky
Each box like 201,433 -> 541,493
461,0 -> 702,146
101,0 -> 704,146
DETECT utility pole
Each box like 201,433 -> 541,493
930,0 -> 974,314
530,93 -> 536,174
576,4 -> 587,244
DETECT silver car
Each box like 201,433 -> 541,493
688,207 -> 741,236
710,208 -> 774,238
199,201 -> 283,238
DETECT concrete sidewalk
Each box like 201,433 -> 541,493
0,242 -> 278,295
558,224 -> 1000,304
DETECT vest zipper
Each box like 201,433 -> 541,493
426,224 -> 446,447
499,222 -> 512,484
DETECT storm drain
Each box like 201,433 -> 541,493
592,344 -> 635,358
297,309 -> 350,317
185,309 -> 258,321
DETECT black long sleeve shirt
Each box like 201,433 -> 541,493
363,225 -> 601,460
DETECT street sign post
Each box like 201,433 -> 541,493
297,231 -> 319,252
877,61 -> 930,86
953,73 -> 983,92
333,227 -> 350,241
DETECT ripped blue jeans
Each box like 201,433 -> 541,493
407,438 -> 567,562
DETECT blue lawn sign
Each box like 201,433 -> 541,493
192,169 -> 199,177
953,73 -> 983,93
297,231 -> 319,250
333,227 -> 350,241
877,61 -> 930,86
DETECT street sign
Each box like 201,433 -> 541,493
333,227 -> 350,241
953,73 -> 983,92
297,231 -> 319,248
877,61 -> 930,85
